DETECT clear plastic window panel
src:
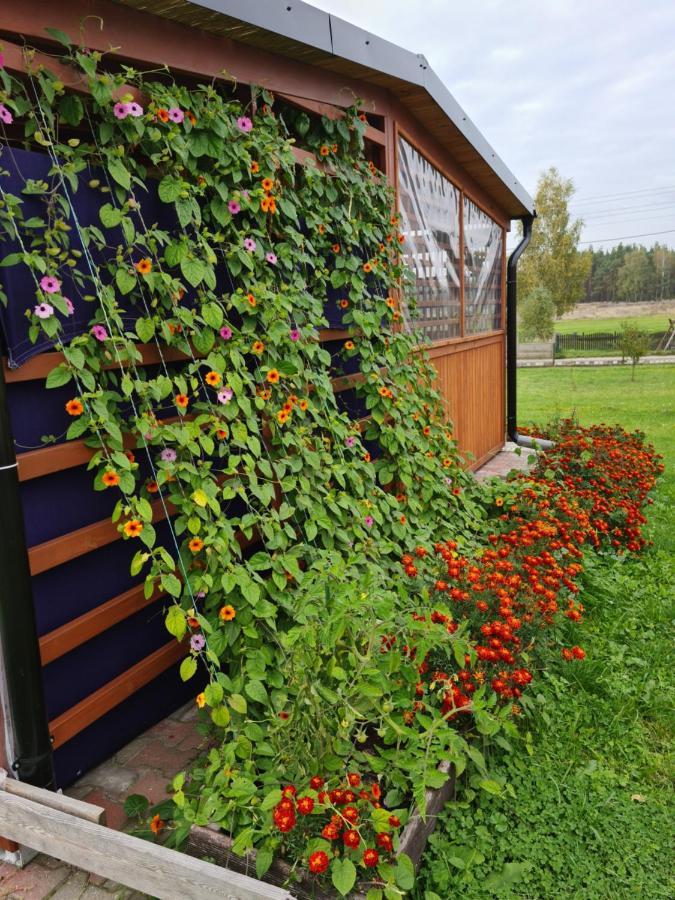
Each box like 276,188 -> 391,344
463,199 -> 504,334
397,137 -> 461,341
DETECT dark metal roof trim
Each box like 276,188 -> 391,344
130,0 -> 535,215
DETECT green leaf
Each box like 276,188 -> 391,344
116,267 -> 136,295
245,680 -> 268,705
261,789 -> 282,811
211,705 -> 231,727
58,95 -> 83,126
107,157 -> 131,190
229,693 -> 247,715
255,848 -> 273,880
180,257 -> 205,288
478,779 -> 503,796
165,605 -> 186,640
230,827 -> 254,857
331,858 -> 357,897
46,365 -> 72,389
123,794 -> 148,818
179,657 -> 197,681
395,853 -> 415,891
45,27 -> 72,46
161,573 -> 182,598
158,175 -> 184,203
0,253 -> 24,268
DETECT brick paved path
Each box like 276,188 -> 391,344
473,442 -> 537,481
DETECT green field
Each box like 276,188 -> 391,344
417,365 -> 674,899
554,313 -> 670,334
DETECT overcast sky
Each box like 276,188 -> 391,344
310,0 -> 675,249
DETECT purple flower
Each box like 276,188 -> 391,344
127,102 -> 144,118
91,324 -> 108,342
228,200 -> 241,215
266,252 -> 277,265
243,238 -> 257,252
196,591 -> 206,600
168,107 -> 184,123
220,326 -> 233,340
444,477 -> 453,487
161,447 -> 177,463
217,387 -> 234,405
236,116 -> 253,133
0,104 -> 13,126
40,275 -> 61,294
190,634 -> 206,652
64,297 -> 75,316
289,329 -> 300,342
113,102 -> 129,120
364,515 -> 374,528
345,435 -> 356,448
34,302 -> 54,319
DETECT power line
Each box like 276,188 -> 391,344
571,185 -> 675,205
579,228 -> 675,245
576,201 -> 675,219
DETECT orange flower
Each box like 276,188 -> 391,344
219,604 -> 236,622
318,224 -> 326,234
261,196 -> 272,212
287,394 -> 299,406
125,449 -> 135,463
363,262 -> 373,273
299,399 -> 309,411
267,197 -> 277,214
331,143 -> 338,153
363,452 -> 371,463
338,299 -> 349,309
187,111 -> 197,125
156,108 -> 170,123
205,371 -> 221,386
495,497 -> 504,507
150,814 -> 164,835
251,161 -> 260,173
344,340 -> 355,351
188,537 -> 204,553
124,519 -> 143,538
65,398 -> 84,416
378,387 -> 389,397
135,258 -> 152,275
196,692 -> 206,708
216,428 -> 228,440
261,177 -> 274,192
102,470 -> 120,488
257,388 -> 272,401
359,113 -> 367,123
277,409 -> 289,424
247,292 -> 256,307
332,243 -> 341,254
386,297 -> 396,309
319,145 -> 330,157
400,515 -> 407,525
146,480 -> 159,493
267,369 -> 280,384
252,340 -> 265,354
175,393 -> 189,409
282,401 -> 293,413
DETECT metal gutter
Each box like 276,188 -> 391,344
174,0 -> 535,216
0,364 -> 54,790
506,214 -> 534,443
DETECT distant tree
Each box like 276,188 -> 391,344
519,286 -> 555,341
619,324 -> 649,380
617,249 -> 653,302
519,167 -> 591,316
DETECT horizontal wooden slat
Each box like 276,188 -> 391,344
28,497 -> 174,576
2,345 -> 191,384
48,640 -> 185,750
39,584 -> 163,666
0,770 -> 106,825
277,91 -> 387,146
17,440 -> 94,482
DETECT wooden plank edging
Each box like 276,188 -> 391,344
0,769 -> 106,825
0,792 -> 293,899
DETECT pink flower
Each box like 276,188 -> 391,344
228,200 -> 241,215
127,102 -> 144,118
364,515 -> 374,528
161,448 -> 177,463
242,190 -> 250,200
236,116 -> 253,133
266,252 -> 277,265
0,104 -> 13,126
40,275 -> 61,294
168,107 -> 184,123
91,325 -> 108,341
289,329 -> 300,341
217,387 -> 234,405
34,302 -> 54,319
113,102 -> 129,120
64,298 -> 74,316
220,326 -> 233,340
243,238 -> 256,252
190,634 -> 206,652
345,435 -> 356,448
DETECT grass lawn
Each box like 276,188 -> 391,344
554,313 -> 671,334
416,365 -> 675,899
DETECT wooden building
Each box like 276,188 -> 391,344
0,0 -> 534,821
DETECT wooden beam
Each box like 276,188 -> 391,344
0,770 -> 106,825
0,792 -> 293,899
27,497 -> 174,576
48,640 -> 185,749
39,584 -> 163,666
277,92 -> 386,146
2,345 -> 192,384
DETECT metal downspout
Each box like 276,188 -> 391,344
506,214 -> 534,443
0,362 -> 54,789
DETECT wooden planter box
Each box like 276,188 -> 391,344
185,762 -> 455,898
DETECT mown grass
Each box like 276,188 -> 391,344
416,366 -> 675,899
554,313 -> 671,335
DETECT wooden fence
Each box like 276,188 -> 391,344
555,331 -> 666,353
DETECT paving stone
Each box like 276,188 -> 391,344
143,720 -> 195,748
0,859 -> 70,898
175,702 -> 199,723
80,886 -> 125,899
49,870 -> 89,898
126,741 -> 198,778
83,764 -> 137,797
110,736 -> 151,767
126,771 -> 171,806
